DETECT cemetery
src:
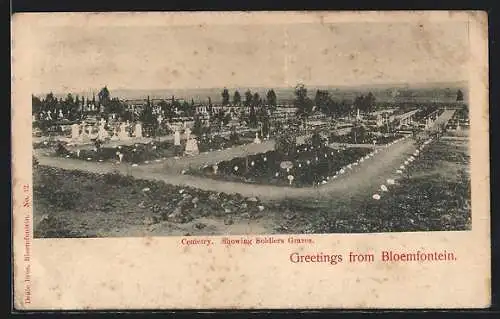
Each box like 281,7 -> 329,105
31,85 -> 471,237
315,137 -> 471,233
446,106 -> 470,131
328,127 -> 406,145
54,140 -> 183,164
188,144 -> 375,187
42,120 -> 258,164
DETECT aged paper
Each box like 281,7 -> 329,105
12,11 -> 490,309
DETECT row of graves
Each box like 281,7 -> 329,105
68,119 -> 145,143
328,124 -> 406,146
187,131 -> 409,187
445,108 -> 470,131
327,110 -> 409,146
49,123 -> 265,165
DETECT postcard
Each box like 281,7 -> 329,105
12,11 -> 490,309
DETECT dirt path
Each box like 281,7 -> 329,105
35,136 -> 414,201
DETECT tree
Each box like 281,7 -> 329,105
353,95 -> 364,114
244,90 -> 253,108
266,89 -> 277,110
248,105 -> 257,128
314,90 -> 331,115
229,125 -> 239,143
233,90 -> 241,106
350,123 -> 366,144
294,84 -> 313,129
32,95 -> 42,114
107,98 -> 125,115
181,101 -> 194,117
261,116 -> 270,137
192,113 -> 203,136
221,88 -> 230,106
207,97 -> 213,114
457,89 -> 464,102
44,92 -> 57,111
310,129 -> 323,149
252,92 -> 261,108
98,86 -> 111,108
139,98 -> 155,125
353,93 -> 375,114
223,112 -> 232,126
275,129 -> 297,158
64,93 -> 79,119
171,97 -> 181,113
158,100 -> 175,120
365,92 -> 376,113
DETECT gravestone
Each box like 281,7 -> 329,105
253,132 -> 261,144
184,136 -> 199,156
87,126 -> 97,139
184,127 -> 192,141
174,129 -> 181,146
118,122 -> 130,140
134,123 -> 143,138
71,123 -> 80,140
98,123 -> 109,140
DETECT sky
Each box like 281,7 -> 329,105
24,15 -> 470,95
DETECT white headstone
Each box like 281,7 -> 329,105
71,123 -> 80,140
134,123 -> 143,138
174,130 -> 181,146
118,122 -> 130,140
98,123 -> 109,140
253,132 -> 261,144
184,137 -> 199,156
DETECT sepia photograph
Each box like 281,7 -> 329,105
29,16 -> 472,239
12,11 -> 490,310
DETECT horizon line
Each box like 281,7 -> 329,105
34,80 -> 468,97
